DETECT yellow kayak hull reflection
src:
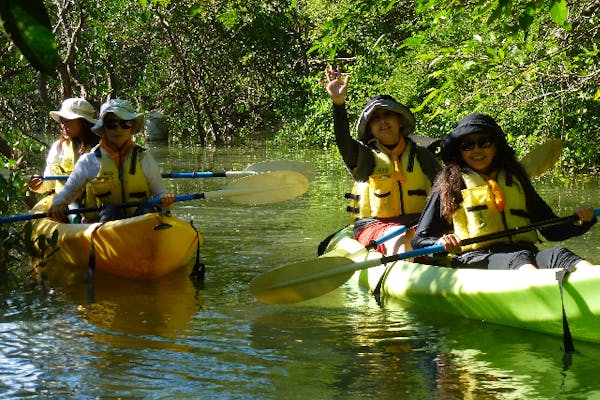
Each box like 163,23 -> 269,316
31,196 -> 201,279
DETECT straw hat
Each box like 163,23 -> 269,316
91,99 -> 145,136
50,98 -> 97,124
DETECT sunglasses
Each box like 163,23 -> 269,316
459,136 -> 495,152
104,119 -> 133,130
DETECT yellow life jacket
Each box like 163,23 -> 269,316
49,140 -> 77,193
347,141 -> 431,219
85,145 -> 151,218
453,169 -> 538,251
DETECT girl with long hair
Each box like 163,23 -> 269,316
412,113 -> 596,270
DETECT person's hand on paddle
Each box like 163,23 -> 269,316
574,206 -> 595,225
323,65 -> 349,106
28,175 -> 44,191
437,233 -> 462,253
49,200 -> 69,222
160,193 -> 176,209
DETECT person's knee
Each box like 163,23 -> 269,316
517,263 -> 537,270
574,259 -> 593,269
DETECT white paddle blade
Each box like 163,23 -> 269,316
245,160 -> 316,182
206,170 -> 309,205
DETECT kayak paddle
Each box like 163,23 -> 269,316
243,160 -> 316,182
22,159 -> 316,182
250,208 -> 600,304
250,224 -> 410,305
520,139 -> 562,177
0,170 -> 309,224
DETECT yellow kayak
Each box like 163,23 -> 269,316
31,196 -> 201,279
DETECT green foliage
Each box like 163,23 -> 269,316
0,0 -> 58,75
1,0 -> 597,167
278,0 -> 599,172
0,172 -> 59,280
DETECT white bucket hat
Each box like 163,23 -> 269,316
50,98 -> 97,124
91,99 -> 145,136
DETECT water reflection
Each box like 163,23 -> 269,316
41,263 -> 203,339
378,294 -> 600,399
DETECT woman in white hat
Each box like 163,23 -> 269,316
323,66 -> 440,256
29,98 -> 99,194
49,99 -> 174,223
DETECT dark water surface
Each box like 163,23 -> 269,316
1,142 -> 600,399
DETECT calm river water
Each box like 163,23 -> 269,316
1,142 -> 600,399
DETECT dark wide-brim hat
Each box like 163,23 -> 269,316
439,113 -> 505,162
355,95 -> 416,142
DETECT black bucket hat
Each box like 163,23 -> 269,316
439,113 -> 506,162
355,95 -> 416,143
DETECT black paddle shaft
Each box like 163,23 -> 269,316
461,213 -> 580,246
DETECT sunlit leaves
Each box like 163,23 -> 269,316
399,35 -> 424,50
550,0 -> 570,29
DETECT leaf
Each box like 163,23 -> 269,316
518,11 -> 534,33
399,35 -> 423,50
0,0 -> 58,75
549,0 -> 568,27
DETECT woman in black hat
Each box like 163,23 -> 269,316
323,66 -> 440,255
412,112 -> 596,270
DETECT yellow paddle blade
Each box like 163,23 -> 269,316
208,170 -> 309,205
245,160 -> 316,182
250,255 -> 355,304
520,139 -> 562,177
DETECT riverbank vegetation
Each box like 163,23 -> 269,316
1,0 -> 599,270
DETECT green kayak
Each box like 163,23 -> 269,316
325,226 -> 600,344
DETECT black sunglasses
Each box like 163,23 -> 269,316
459,136 -> 495,152
104,119 -> 133,130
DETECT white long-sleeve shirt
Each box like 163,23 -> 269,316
53,146 -> 166,207
32,140 -> 70,194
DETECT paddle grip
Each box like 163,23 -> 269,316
41,175 -> 68,180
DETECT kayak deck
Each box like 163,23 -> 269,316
31,196 -> 201,279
